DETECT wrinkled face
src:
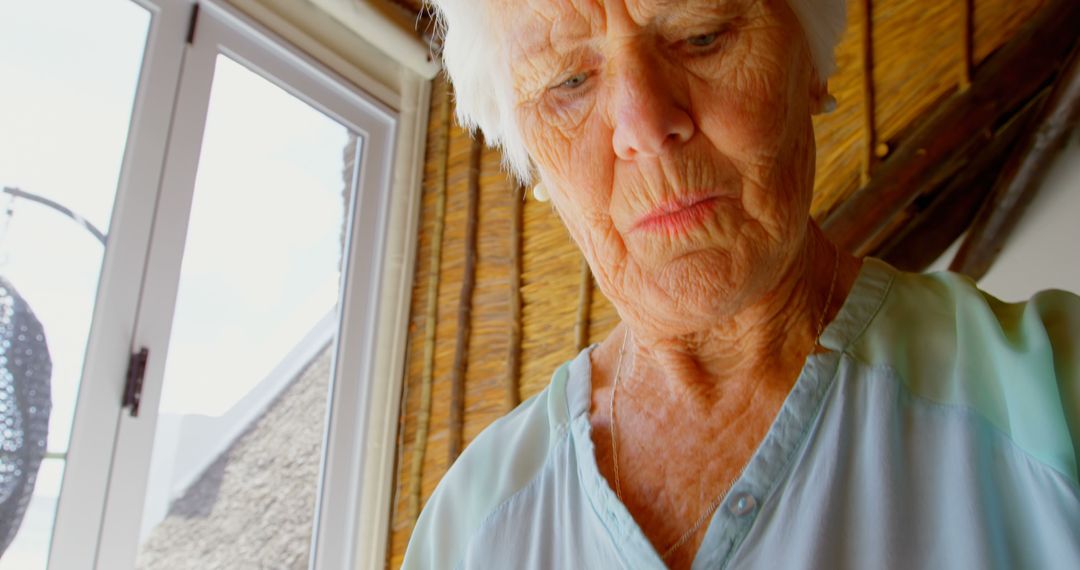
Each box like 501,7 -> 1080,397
499,0 -> 822,336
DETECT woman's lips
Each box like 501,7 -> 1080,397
632,196 -> 721,234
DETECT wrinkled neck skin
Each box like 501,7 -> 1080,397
594,222 -> 861,412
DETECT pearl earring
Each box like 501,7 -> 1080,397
532,182 -> 550,202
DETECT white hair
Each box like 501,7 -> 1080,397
428,0 -> 847,183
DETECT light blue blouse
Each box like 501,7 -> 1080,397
402,258 -> 1080,569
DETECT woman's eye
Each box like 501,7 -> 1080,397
687,32 -> 719,48
559,73 -> 588,90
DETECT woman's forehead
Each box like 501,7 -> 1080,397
496,0 -> 602,23
495,0 -> 602,57
497,0 -> 755,56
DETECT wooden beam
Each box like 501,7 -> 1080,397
876,86 -> 1050,271
858,0 -> 879,185
957,0 -> 974,90
950,44 -> 1080,280
506,186 -> 523,411
448,134 -> 484,464
821,0 -> 1079,255
408,81 -> 451,522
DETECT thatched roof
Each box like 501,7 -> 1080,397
136,345 -> 332,569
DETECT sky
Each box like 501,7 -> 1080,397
0,0 -> 150,455
1,0 -> 350,565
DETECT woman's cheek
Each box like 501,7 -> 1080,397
567,114 -> 610,172
552,123 -> 617,245
542,93 -> 594,132
527,106 -> 614,201
519,97 -> 597,174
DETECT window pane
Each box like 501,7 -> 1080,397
135,55 -> 356,568
0,0 -> 150,567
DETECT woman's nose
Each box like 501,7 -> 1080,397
610,53 -> 695,160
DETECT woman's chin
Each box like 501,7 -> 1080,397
651,254 -> 750,316
628,227 -> 746,279
626,230 -> 721,271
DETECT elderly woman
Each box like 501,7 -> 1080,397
403,0 -> 1080,568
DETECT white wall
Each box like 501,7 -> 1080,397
929,131 -> 1080,301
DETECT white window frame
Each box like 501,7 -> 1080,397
48,1 -> 192,567
46,1 -> 428,568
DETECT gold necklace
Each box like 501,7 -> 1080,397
608,244 -> 840,561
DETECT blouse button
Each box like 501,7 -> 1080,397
728,492 -> 757,517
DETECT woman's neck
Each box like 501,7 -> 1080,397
604,225 -> 861,410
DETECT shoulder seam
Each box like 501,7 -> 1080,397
452,427 -> 573,569
842,268 -> 896,355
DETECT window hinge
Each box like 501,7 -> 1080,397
123,348 -> 149,417
186,3 -> 200,45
